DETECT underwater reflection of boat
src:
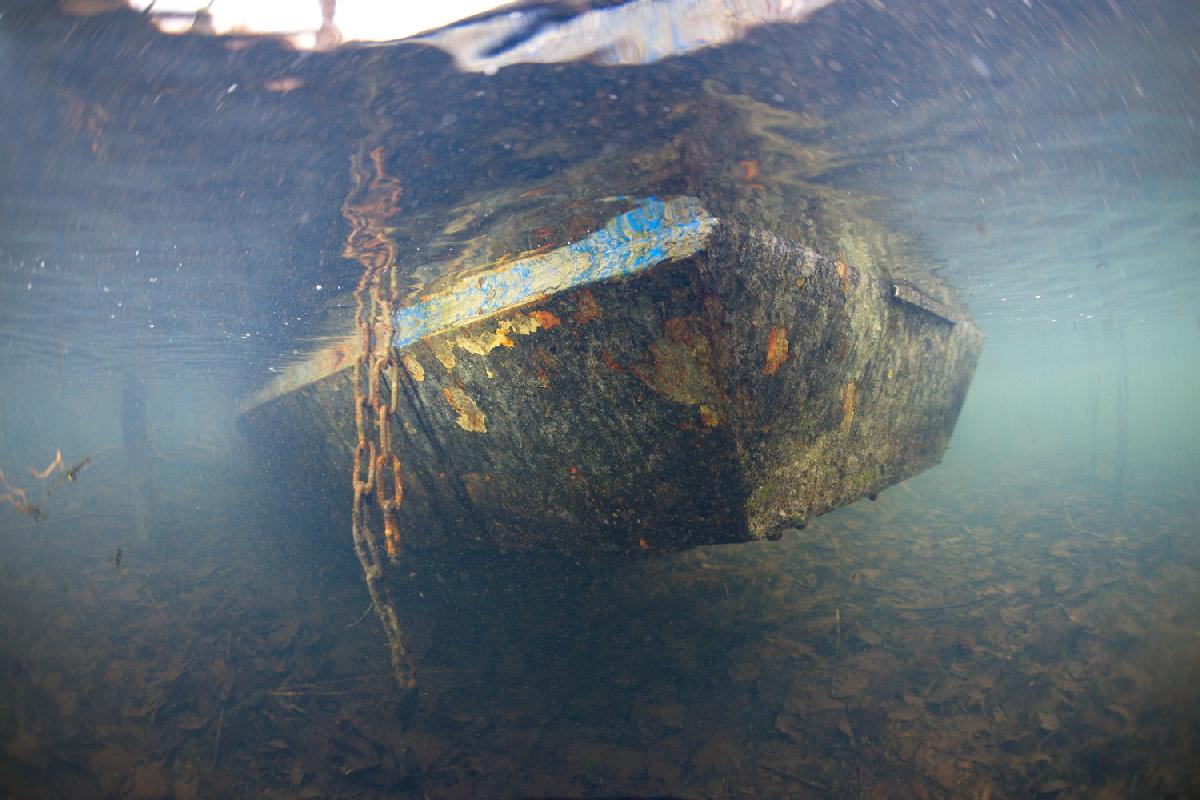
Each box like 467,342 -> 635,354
122,370 -> 157,544
239,195 -> 981,557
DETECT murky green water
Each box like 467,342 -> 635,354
1,1 -> 1197,797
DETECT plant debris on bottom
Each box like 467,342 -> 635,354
0,451 -> 1197,799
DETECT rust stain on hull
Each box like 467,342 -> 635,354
452,310 -> 559,356
573,290 -> 603,325
443,385 -> 487,432
633,316 -> 718,411
764,325 -> 789,375
529,310 -> 561,330
836,259 -> 850,295
600,350 -> 624,373
427,337 -> 457,370
454,328 -> 514,355
401,353 -> 425,382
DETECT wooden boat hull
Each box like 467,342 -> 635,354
240,212 -> 981,557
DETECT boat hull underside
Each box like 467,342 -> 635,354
240,224 -> 982,557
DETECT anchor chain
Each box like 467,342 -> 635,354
343,90 -> 414,688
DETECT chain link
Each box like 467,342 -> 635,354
342,90 -> 414,688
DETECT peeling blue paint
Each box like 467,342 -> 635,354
392,196 -> 716,349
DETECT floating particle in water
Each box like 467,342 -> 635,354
969,54 -> 991,79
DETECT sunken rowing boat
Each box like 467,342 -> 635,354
229,60 -> 985,686
239,192 -> 981,556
